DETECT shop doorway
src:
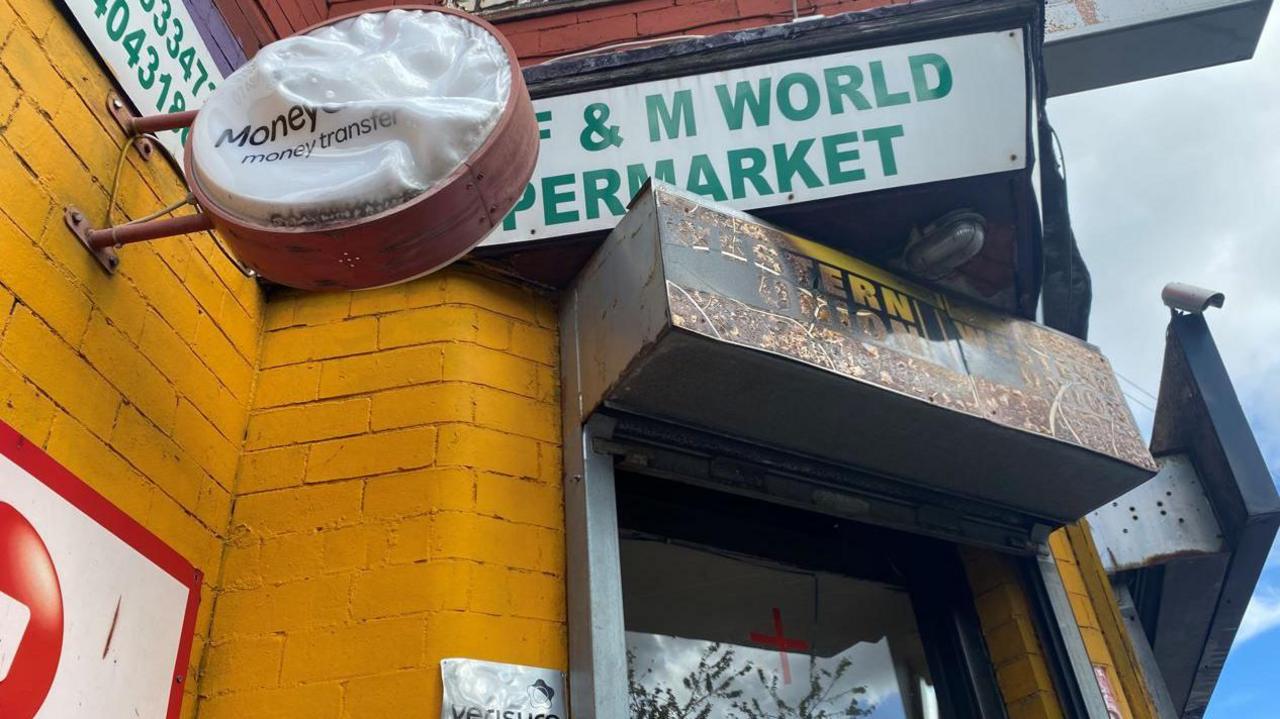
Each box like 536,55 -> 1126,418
616,472 -> 1004,719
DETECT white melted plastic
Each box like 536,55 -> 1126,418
190,9 -> 512,227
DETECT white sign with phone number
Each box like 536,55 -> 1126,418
61,0 -> 225,162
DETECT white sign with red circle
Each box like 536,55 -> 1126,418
0,421 -> 200,719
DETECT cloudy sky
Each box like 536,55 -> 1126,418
1046,11 -> 1280,717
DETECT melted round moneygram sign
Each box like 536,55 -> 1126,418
184,7 -> 538,290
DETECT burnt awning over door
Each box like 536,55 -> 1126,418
562,184 -> 1156,547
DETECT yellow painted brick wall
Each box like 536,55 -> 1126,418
964,535 -> 1161,719
961,547 -> 1065,719
1062,521 -> 1158,719
1050,524 -> 1157,719
0,0 -> 265,714
199,269 -> 565,718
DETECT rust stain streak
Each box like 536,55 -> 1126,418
1074,0 -> 1101,25
102,596 -> 122,659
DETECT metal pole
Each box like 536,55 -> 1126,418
128,109 -> 198,135
1035,545 -> 1113,718
1112,583 -> 1179,719
560,289 -> 630,719
87,213 -> 214,248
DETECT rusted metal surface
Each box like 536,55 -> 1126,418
64,206 -> 119,274
106,92 -> 154,161
130,109 -> 199,136
1046,0 -> 1100,33
183,5 -> 539,290
568,183 -> 1156,523
657,189 -> 1155,472
87,213 -> 215,249
65,206 -> 216,273
1087,454 -> 1224,574
1044,0 -> 1262,37
1042,0 -> 1271,95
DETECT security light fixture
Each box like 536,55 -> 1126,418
1161,283 -> 1225,315
902,209 -> 986,281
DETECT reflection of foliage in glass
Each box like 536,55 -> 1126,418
732,658 -> 873,719
629,643 -> 751,719
628,643 -> 874,719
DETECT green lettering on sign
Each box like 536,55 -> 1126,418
822,132 -> 866,185
863,125 -> 905,176
580,104 -> 623,151
535,110 -> 552,139
824,66 -> 872,115
715,79 -> 772,130
726,147 -> 773,199
583,169 -> 625,220
686,154 -> 728,201
646,89 -> 697,141
542,173 -> 579,225
774,140 -> 824,192
909,53 -> 952,101
869,60 -> 911,107
777,73 -> 820,122
502,183 -> 536,230
627,160 -> 677,200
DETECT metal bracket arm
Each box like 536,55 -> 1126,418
106,90 -> 199,160
67,96 -> 204,274
125,107 -> 200,136
64,208 -> 214,275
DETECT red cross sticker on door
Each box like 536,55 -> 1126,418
748,607 -> 810,684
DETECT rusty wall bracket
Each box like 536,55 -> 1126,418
106,92 -> 154,161
67,103 -> 204,274
65,207 -> 119,274
105,91 -> 201,159
64,206 -> 214,275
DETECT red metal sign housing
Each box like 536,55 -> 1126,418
183,5 -> 540,291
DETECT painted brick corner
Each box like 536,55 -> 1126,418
960,546 -> 1066,719
199,268 -> 566,717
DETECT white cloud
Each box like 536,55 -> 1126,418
1046,12 -> 1280,708
1047,13 -> 1280,442
1235,586 -> 1280,645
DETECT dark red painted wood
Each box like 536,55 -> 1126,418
182,0 -> 249,73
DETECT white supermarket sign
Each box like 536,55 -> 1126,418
486,29 -> 1029,246
61,0 -> 226,161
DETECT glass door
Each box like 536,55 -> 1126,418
616,471 -> 1001,719
624,538 -> 939,719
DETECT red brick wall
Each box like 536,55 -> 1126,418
208,0 -> 434,57
207,0 -> 902,64
500,0 -> 899,65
